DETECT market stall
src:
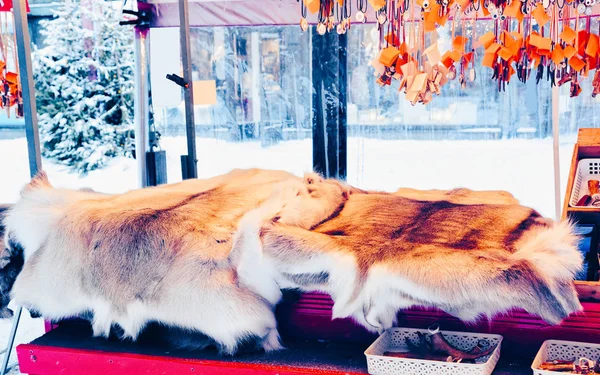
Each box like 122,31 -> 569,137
3,0 -> 600,374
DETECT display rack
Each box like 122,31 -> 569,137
562,128 -> 600,301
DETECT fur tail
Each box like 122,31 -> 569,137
229,188 -> 294,306
3,171 -> 100,260
511,220 -> 583,282
510,220 -> 584,322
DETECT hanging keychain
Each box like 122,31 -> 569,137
300,0 -> 309,31
356,0 -> 368,22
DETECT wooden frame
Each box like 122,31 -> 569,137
562,128 -> 600,302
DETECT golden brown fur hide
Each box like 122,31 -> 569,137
0,169 -> 583,354
246,181 -> 582,332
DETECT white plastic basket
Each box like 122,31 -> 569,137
531,339 -> 600,375
569,158 -> 600,208
364,327 -> 503,375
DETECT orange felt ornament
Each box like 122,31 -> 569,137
563,45 -> 577,58
551,45 -> 565,65
303,0 -> 320,14
453,36 -> 468,53
482,52 -> 497,68
479,32 -> 496,49
586,34 -> 599,57
368,0 -> 386,11
380,46 -> 401,67
569,56 -> 586,72
560,27 -> 577,44
532,3 -> 550,27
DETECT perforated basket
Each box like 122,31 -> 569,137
569,158 -> 600,208
531,340 -> 600,375
364,327 -> 503,375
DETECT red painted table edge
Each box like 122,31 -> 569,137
17,344 -> 367,375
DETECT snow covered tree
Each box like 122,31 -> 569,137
32,0 -> 134,174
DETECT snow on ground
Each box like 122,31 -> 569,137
0,134 -> 578,373
1,135 -> 577,217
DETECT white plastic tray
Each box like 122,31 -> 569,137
531,339 -> 600,375
569,158 -> 600,208
364,327 -> 503,375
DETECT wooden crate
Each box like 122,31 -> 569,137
562,128 -> 600,301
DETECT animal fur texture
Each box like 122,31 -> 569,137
0,168 -> 584,354
240,179 -> 583,334
1,168 -> 350,354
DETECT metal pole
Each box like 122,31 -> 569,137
552,79 -> 561,221
551,4 -> 561,221
0,310 -> 21,375
15,0 -> 41,177
134,27 -> 150,188
178,0 -> 197,179
2,0 -> 42,373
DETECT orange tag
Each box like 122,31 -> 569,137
532,3 -> 550,27
368,0 -> 386,11
438,14 -> 448,27
462,52 -> 474,65
578,30 -> 590,56
424,20 -> 437,32
569,56 -> 586,71
498,47 -> 513,61
586,34 -> 599,57
441,51 -> 455,68
453,36 -> 469,53
503,31 -> 520,56
539,37 -> 552,52
395,56 -> 407,72
551,45 -> 565,65
401,61 -> 418,76
560,27 -> 577,44
455,0 -> 470,10
424,43 -> 442,65
478,32 -> 496,49
411,73 -> 428,92
529,33 -> 542,48
482,52 -> 496,68
303,0 -> 320,14
398,42 -> 408,55
380,46 -> 400,67
563,45 -> 577,59
449,49 -> 462,62
385,33 -> 401,47
503,0 -> 523,22
486,42 -> 501,54
5,72 -> 17,85
428,2 -> 441,20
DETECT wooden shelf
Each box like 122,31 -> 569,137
562,129 -> 600,300
567,207 -> 600,212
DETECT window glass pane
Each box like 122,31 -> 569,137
150,26 -> 313,182
347,22 -> 557,217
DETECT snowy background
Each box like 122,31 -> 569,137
0,135 -> 576,217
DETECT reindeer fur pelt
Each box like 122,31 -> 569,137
0,169 -> 583,354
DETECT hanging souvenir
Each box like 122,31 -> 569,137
297,0 -> 600,104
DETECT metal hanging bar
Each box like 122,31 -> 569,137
178,0 -> 198,179
2,0 -> 42,373
134,26 -> 150,188
15,0 -> 41,177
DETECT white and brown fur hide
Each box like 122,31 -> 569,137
238,179 -> 583,334
0,168 -> 584,354
2,169 -> 350,354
